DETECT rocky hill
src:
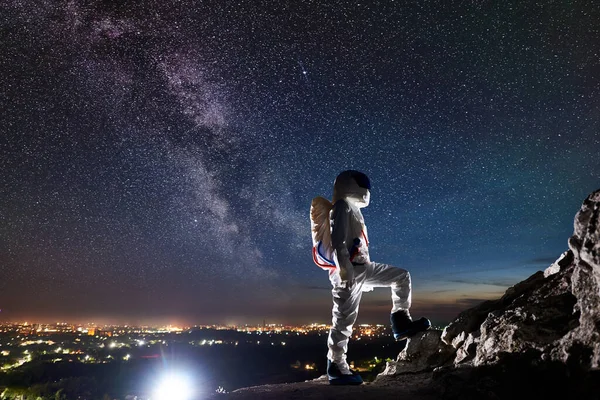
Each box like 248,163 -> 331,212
212,189 -> 600,400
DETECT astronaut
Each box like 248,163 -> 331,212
311,170 -> 430,385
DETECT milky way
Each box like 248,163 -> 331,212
1,0 -> 599,324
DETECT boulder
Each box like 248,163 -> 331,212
380,189 -> 600,399
378,330 -> 454,376
550,189 -> 600,369
433,189 -> 600,399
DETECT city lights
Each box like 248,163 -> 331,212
0,320 -> 414,376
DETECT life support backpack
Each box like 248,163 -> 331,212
310,196 -> 336,271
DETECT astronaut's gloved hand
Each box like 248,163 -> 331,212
339,264 -> 355,289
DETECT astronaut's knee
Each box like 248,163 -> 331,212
395,269 -> 411,287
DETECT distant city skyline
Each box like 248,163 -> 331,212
2,1 -> 599,326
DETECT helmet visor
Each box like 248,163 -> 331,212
351,171 -> 371,190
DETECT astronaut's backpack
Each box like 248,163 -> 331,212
310,196 -> 337,271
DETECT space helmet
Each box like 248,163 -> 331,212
332,170 -> 371,208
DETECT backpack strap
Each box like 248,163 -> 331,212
312,242 -> 336,270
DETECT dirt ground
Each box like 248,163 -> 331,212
207,372 -> 440,400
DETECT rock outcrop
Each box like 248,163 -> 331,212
380,330 -> 454,375
378,188 -> 600,398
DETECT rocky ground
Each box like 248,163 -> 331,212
215,373 -> 437,400
207,372 -> 438,400
211,189 -> 600,400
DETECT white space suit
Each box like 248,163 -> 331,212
326,170 -> 412,372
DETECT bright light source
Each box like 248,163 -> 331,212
153,373 -> 194,400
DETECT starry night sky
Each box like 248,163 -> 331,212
1,0 -> 599,326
